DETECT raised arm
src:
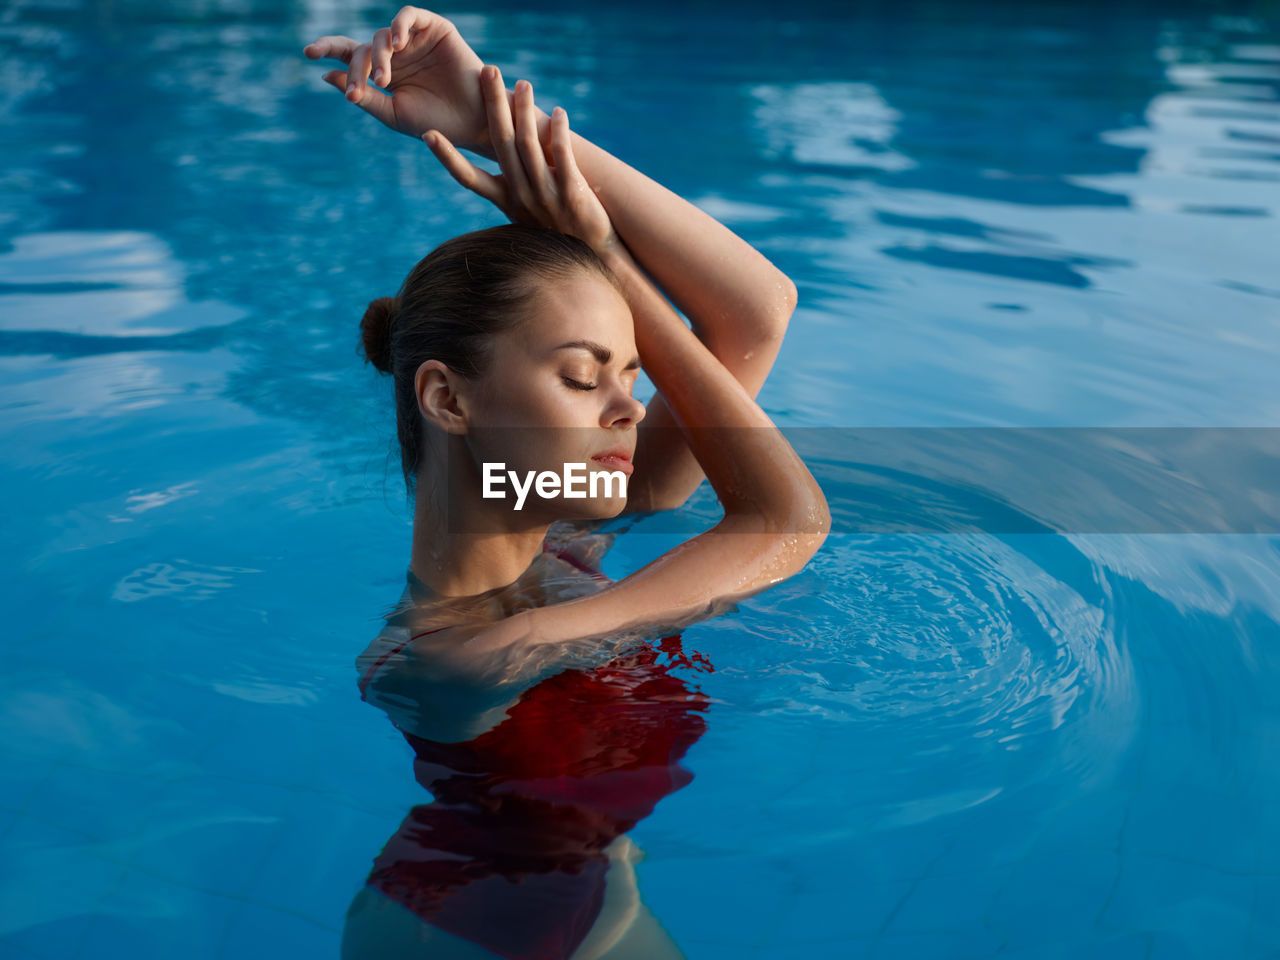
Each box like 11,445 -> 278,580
409,67 -> 830,660
491,71 -> 795,513
304,7 -> 796,511
503,237 -> 826,645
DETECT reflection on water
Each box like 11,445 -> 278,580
350,553 -> 713,958
2,0 -> 1277,431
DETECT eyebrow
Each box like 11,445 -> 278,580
552,340 -> 641,370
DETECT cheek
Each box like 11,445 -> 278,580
466,426 -> 577,481
479,375 -> 576,427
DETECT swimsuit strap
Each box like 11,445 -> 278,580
358,626 -> 449,699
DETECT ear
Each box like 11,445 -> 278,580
415,359 -> 472,435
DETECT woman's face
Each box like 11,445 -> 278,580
463,269 -> 647,519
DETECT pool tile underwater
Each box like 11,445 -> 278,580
215,900 -> 339,959
0,913 -> 95,960
242,797 -> 389,929
1097,853 -> 1255,959
72,867 -> 240,960
767,872 -> 917,942
879,867 -> 1012,940
636,855 -> 794,948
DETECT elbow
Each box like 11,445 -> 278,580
743,274 -> 797,346
780,489 -> 832,569
724,489 -> 831,541
721,493 -> 830,582
780,273 -> 798,316
780,474 -> 831,541
770,274 -> 798,333
805,492 -> 832,539
782,493 -> 830,576
720,456 -> 829,540
790,491 -> 831,554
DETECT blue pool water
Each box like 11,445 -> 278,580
2,1 -> 1279,957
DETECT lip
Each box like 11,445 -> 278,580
590,451 -> 634,476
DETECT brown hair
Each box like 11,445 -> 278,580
360,223 -> 624,495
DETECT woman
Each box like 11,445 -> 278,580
304,8 -> 829,958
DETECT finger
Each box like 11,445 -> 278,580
547,106 -> 591,222
514,80 -> 554,209
322,70 -> 397,127
390,6 -> 454,52
346,42 -> 374,102
551,107 -> 589,198
303,36 -> 359,64
424,130 -> 509,209
370,27 -> 393,87
482,65 -> 536,214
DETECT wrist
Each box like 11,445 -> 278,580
597,235 -> 636,276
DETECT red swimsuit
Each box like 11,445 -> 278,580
355,548 -> 714,960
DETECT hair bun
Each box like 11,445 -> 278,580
360,296 -> 398,374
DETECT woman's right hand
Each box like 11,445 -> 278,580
423,65 -> 621,255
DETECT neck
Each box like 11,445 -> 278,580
409,437 -> 551,598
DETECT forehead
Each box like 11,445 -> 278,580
516,271 -> 633,348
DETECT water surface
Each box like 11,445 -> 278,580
2,0 -> 1279,957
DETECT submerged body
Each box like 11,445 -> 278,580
345,524 -> 712,959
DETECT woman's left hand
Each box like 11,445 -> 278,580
303,8 -> 490,155
424,65 -> 620,255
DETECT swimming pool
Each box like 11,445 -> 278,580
2,0 -> 1278,957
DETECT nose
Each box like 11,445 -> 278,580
602,382 -> 646,427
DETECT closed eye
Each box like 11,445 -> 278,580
562,376 -> 597,391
